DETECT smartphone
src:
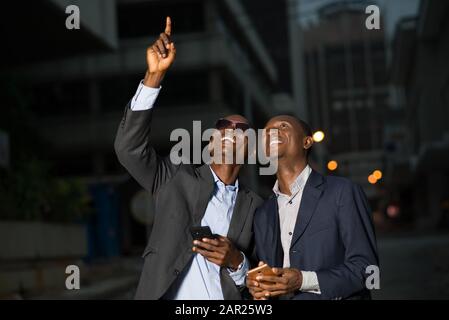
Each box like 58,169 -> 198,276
190,226 -> 219,241
246,263 -> 276,281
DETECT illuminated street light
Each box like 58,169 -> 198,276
368,174 -> 377,185
327,160 -> 338,171
313,130 -> 325,143
373,170 -> 383,180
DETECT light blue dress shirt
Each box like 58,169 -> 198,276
129,84 -> 249,299
164,167 -> 249,300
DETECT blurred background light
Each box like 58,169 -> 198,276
313,130 -> 325,142
373,170 -> 383,180
368,174 -> 378,185
327,160 -> 338,171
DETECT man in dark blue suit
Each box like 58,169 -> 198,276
247,115 -> 379,300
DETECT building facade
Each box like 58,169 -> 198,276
390,0 -> 449,229
301,1 -> 389,201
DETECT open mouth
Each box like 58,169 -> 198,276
221,137 -> 235,144
269,139 -> 283,146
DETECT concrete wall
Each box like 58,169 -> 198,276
0,222 -> 87,260
0,222 -> 87,297
0,261 -> 86,298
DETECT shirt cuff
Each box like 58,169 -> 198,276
300,271 -> 321,294
130,80 -> 161,111
227,252 -> 249,286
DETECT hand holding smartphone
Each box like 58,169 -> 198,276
190,226 -> 219,241
246,263 -> 276,282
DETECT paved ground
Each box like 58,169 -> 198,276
372,232 -> 449,299
24,257 -> 142,300
24,233 -> 449,300
114,233 -> 449,300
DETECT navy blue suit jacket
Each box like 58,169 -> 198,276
254,170 -> 379,300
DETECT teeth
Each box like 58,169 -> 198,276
221,137 -> 234,143
270,140 -> 282,146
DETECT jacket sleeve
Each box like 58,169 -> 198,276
114,102 -> 181,194
315,182 -> 379,299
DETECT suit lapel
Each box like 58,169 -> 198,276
290,170 -> 325,248
227,187 -> 252,243
193,165 -> 215,224
192,165 -> 253,244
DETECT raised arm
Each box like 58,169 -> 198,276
114,17 -> 178,194
143,16 -> 176,88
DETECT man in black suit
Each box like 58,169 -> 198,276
114,17 -> 262,300
247,115 -> 379,300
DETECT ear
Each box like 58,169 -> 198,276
304,136 -> 314,150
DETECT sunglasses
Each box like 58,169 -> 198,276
215,118 -> 250,132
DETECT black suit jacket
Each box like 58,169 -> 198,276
254,170 -> 379,300
114,104 -> 263,300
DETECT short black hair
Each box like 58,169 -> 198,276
297,118 -> 313,138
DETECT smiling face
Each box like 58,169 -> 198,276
264,115 -> 313,161
210,114 -> 250,164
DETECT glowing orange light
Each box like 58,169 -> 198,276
327,160 -> 338,171
373,170 -> 383,180
368,174 -> 377,185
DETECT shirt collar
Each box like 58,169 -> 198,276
209,166 -> 239,192
272,165 -> 312,197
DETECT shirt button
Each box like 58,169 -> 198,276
289,232 -> 293,236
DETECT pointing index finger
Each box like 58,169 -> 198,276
165,16 -> 172,36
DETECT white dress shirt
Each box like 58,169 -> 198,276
130,81 -> 248,300
272,165 -> 321,294
130,81 -> 161,111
